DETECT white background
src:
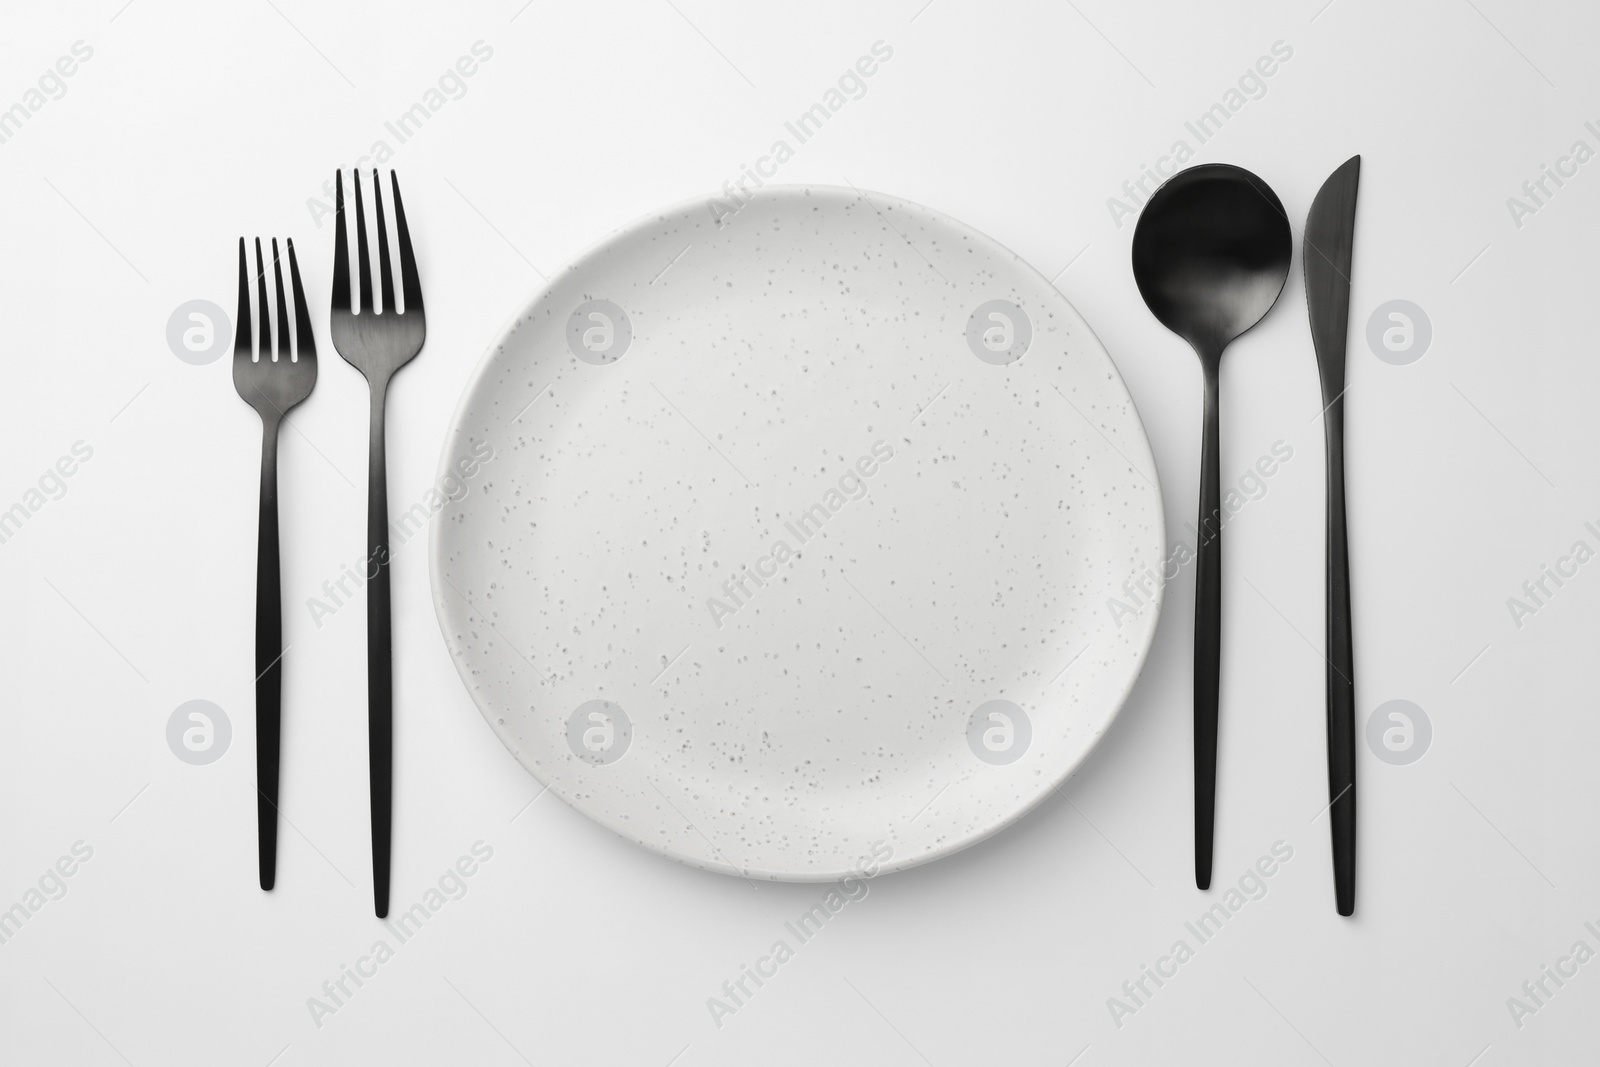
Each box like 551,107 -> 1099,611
1,0 -> 1596,1064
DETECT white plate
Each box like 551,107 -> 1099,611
431,185 -> 1164,881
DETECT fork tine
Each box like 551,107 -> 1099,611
255,238 -> 271,361
287,238 -> 317,361
353,168 -> 373,312
271,239 -> 292,363
234,237 -> 252,358
373,170 -> 396,313
332,171 -> 351,315
391,172 -> 423,314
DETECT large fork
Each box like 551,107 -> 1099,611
233,236 -> 317,892
329,170 -> 425,919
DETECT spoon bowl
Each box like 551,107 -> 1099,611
1130,163 -> 1291,892
1132,165 -> 1292,362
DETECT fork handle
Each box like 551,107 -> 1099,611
255,416 -> 283,892
366,380 -> 393,919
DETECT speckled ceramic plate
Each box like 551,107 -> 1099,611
431,185 -> 1164,881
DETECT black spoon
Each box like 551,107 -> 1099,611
1131,164 -> 1292,891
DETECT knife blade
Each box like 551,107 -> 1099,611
1304,154 -> 1360,917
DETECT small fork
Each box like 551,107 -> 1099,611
329,170 -> 426,919
233,236 -> 317,892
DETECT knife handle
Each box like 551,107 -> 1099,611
1324,401 -> 1357,916
1193,363 -> 1222,891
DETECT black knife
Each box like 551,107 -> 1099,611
1304,155 -> 1360,916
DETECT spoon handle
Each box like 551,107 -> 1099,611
1324,400 -> 1357,916
1194,365 -> 1222,891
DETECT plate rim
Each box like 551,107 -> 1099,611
429,182 -> 1166,881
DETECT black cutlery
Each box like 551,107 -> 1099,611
329,170 -> 426,919
1304,155 -> 1361,917
1131,165 -> 1292,891
233,237 -> 318,891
